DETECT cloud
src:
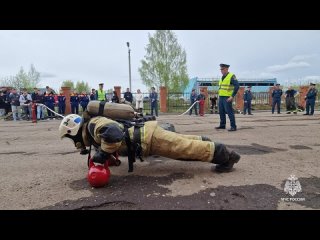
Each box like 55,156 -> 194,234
290,54 -> 317,62
40,72 -> 57,78
266,61 -> 310,72
265,54 -> 318,73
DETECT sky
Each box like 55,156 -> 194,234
0,30 -> 320,92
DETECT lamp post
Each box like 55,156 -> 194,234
126,42 -> 132,91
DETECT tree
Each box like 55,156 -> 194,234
75,80 -> 90,93
28,64 -> 41,88
139,30 -> 189,92
0,64 -> 41,92
61,80 -> 75,90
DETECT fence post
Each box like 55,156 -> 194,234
268,87 -> 274,106
299,85 -> 309,108
235,87 -> 245,111
160,86 -> 167,113
61,87 -> 71,114
114,86 -> 121,101
31,103 -> 37,123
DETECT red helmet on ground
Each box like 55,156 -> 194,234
87,164 -> 110,188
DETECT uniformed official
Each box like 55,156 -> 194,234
215,64 -> 239,131
58,90 -> 66,116
96,83 -> 107,101
243,86 -> 253,115
271,83 -> 283,114
44,92 -> 56,119
304,83 -> 317,116
70,91 -> 79,114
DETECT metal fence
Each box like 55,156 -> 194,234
128,91 -> 320,113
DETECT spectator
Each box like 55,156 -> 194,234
124,88 -> 133,104
45,92 -> 56,119
70,90 -> 79,114
271,83 -> 283,114
135,89 -> 143,113
57,90 -> 66,117
32,88 -> 45,120
90,89 -> 97,101
189,89 -> 198,116
19,89 -> 32,120
80,91 -> 90,112
210,95 -> 218,114
149,87 -> 158,117
304,83 -> 317,116
46,86 -> 55,95
243,86 -> 253,115
8,88 -> 21,121
0,91 -> 6,116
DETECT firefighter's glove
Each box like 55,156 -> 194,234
92,150 -> 110,164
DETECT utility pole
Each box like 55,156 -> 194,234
127,42 -> 132,91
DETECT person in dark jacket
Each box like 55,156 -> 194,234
79,91 -> 90,112
32,88 -> 45,120
189,89 -> 198,116
304,83 -> 318,116
45,92 -> 56,119
70,91 -> 79,114
57,90 -> 66,117
271,84 -> 283,114
243,86 -> 253,115
123,88 -> 133,104
90,89 -> 97,101
149,87 -> 158,117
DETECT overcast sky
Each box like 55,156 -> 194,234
0,30 -> 319,92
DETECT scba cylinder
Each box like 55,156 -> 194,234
87,101 -> 135,120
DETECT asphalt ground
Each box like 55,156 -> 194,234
0,111 -> 319,209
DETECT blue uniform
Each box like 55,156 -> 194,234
44,95 -> 55,118
305,88 -> 317,115
272,88 -> 283,114
150,91 -> 158,117
218,75 -> 239,129
189,92 -> 198,115
243,89 -> 253,114
70,94 -> 79,114
79,94 -> 89,111
90,92 -> 97,101
58,95 -> 66,115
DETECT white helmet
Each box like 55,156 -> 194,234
59,114 -> 83,139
